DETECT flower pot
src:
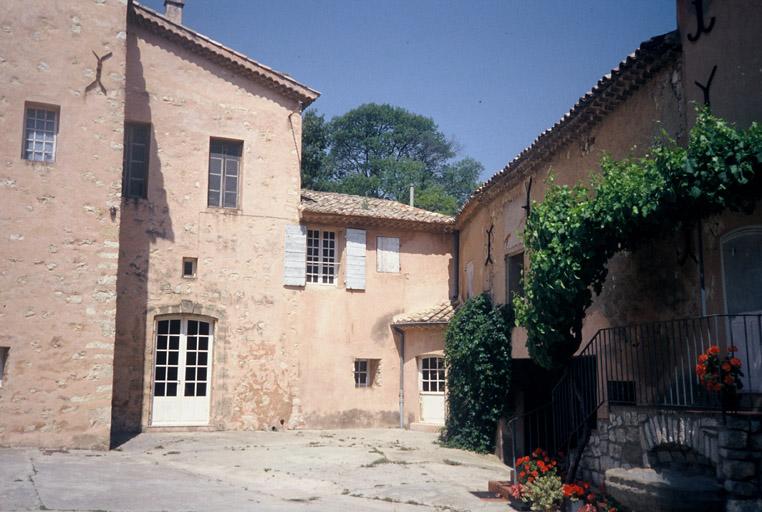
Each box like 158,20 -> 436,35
509,497 -> 531,511
721,387 -> 739,412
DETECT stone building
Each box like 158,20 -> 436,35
457,0 -> 762,509
0,0 -> 456,449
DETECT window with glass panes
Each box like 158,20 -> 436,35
306,229 -> 337,284
421,357 -> 445,393
23,106 -> 58,162
122,123 -> 150,198
153,318 -> 212,398
354,359 -> 369,387
207,139 -> 242,209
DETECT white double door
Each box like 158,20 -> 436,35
419,356 -> 446,424
151,317 -> 213,427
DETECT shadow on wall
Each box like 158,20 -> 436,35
111,32 -> 174,446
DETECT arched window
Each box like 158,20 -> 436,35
722,226 -> 762,315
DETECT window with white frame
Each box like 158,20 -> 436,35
420,356 -> 445,393
306,229 -> 337,284
23,105 -> 58,162
354,359 -> 369,387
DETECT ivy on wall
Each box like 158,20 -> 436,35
514,110 -> 762,369
442,293 -> 513,453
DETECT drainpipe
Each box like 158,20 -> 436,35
697,220 -> 707,315
393,325 -> 405,429
452,230 -> 460,301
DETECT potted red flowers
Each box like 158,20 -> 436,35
695,345 -> 744,411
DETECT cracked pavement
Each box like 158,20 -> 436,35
0,428 -> 513,511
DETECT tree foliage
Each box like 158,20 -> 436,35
301,103 -> 482,214
514,110 -> 762,369
442,293 -> 513,453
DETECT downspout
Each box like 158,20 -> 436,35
452,230 -> 460,300
393,325 -> 405,429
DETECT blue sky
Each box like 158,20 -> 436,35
140,0 -> 676,180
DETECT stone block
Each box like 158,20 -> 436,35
724,480 -> 757,497
726,499 -> 762,512
608,443 -> 622,459
720,430 -> 749,449
719,447 -> 754,461
750,421 -> 761,434
750,433 -> 762,451
722,460 -> 756,480
724,417 -> 752,431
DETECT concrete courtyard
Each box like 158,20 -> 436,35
0,429 -> 513,512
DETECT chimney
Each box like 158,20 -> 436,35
409,185 -> 415,207
164,0 -> 185,24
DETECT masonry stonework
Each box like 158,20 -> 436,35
0,0 -> 128,449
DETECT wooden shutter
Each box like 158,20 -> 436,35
376,236 -> 400,273
465,261 -> 474,298
283,224 -> 307,286
345,228 -> 366,290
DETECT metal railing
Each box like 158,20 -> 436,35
506,314 -> 762,465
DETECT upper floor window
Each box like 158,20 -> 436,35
208,138 -> 242,209
23,105 -> 58,162
307,229 -> 336,284
123,123 -> 150,198
505,252 -> 524,304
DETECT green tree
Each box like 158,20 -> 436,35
300,103 -> 482,213
300,110 -> 331,190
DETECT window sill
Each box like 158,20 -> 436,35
206,207 -> 242,215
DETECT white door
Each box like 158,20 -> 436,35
420,356 -> 446,424
151,318 -> 213,426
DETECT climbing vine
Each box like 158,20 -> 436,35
442,293 -> 513,453
514,109 -> 762,369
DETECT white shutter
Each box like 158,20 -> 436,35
377,236 -> 400,273
345,228 -> 366,290
283,224 -> 307,286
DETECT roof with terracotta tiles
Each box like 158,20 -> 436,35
300,190 -> 456,232
457,30 -> 681,225
129,2 -> 320,107
392,301 -> 457,327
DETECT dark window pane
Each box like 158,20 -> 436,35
196,383 -> 207,396
154,382 -> 165,396
167,367 -> 178,381
170,320 -> 181,334
166,383 -> 178,396
423,382 -> 430,392
185,367 -> 195,381
188,321 -> 198,335
183,260 -> 194,277
187,337 -> 197,350
122,123 -> 150,199
185,383 -> 195,397
198,352 -> 208,366
169,336 -> 179,350
223,191 -> 237,208
187,352 -> 196,366
156,351 -> 167,365
422,358 -> 429,369
156,367 -> 166,381
208,190 -> 221,207
199,322 -> 210,335
197,367 -> 207,382
199,338 -> 208,351
158,321 -> 169,335
157,336 -> 167,350
168,351 -> 179,365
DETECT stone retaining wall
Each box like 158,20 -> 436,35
578,406 -> 762,510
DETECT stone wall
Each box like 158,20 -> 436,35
0,0 -> 127,449
578,406 -> 762,510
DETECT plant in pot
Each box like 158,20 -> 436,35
512,449 -> 562,511
562,482 -> 588,512
695,345 -> 744,412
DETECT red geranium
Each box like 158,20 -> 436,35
695,345 -> 744,393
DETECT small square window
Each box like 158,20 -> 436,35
354,359 -> 369,388
182,257 -> 197,278
23,104 -> 59,162
0,347 -> 8,387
